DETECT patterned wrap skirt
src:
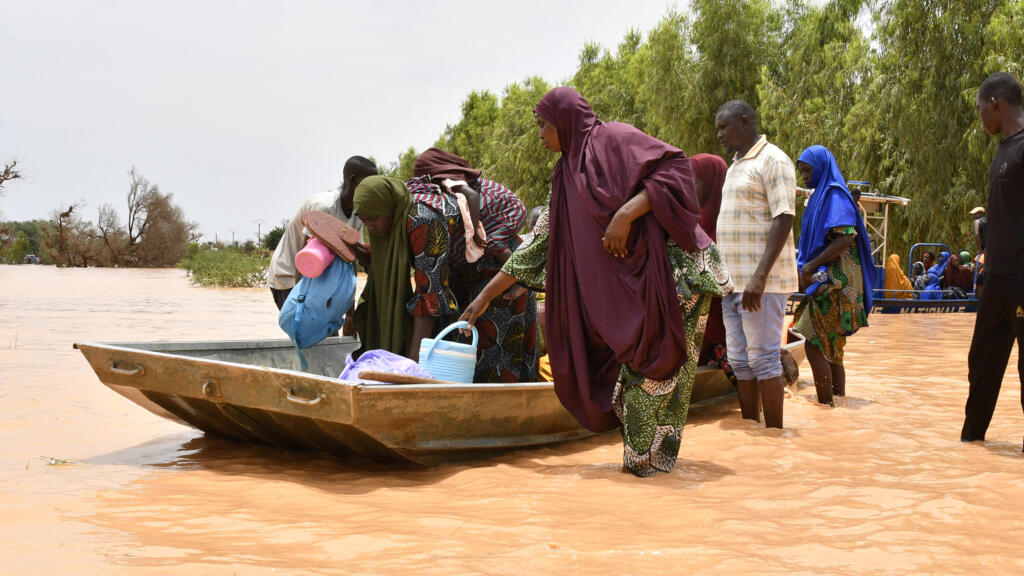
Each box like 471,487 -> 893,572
793,227 -> 868,365
612,241 -> 732,477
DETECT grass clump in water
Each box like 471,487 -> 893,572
177,243 -> 269,288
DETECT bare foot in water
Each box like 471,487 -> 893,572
781,348 -> 800,398
781,349 -> 799,386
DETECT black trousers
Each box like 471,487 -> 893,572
270,287 -> 292,311
962,272 -> 1024,441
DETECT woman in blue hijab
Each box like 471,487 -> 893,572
793,145 -> 875,406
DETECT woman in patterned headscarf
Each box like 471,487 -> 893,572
461,87 -> 731,477
353,164 -> 539,383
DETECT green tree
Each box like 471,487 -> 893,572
381,147 -> 419,181
683,0 -> 785,155
436,91 -> 501,169
861,0 -> 1003,257
571,30 -> 648,130
635,12 -> 697,148
14,220 -> 46,256
485,77 -> 555,210
759,0 -> 870,159
6,231 -> 30,264
983,0 -> 1024,79
757,0 -> 872,237
262,223 -> 286,251
0,219 -> 44,261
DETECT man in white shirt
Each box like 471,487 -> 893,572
267,156 -> 377,309
715,100 -> 799,429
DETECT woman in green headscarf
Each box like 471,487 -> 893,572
352,175 -> 414,356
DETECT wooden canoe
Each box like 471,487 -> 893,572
75,334 -> 805,465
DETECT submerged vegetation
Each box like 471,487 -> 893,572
177,243 -> 270,288
1,167 -> 197,267
386,0 -> 1024,260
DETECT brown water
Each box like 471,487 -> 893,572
1,266 -> 1022,575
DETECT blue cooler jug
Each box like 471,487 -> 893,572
418,321 -> 478,383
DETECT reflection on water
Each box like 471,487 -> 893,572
1,266 -> 1022,574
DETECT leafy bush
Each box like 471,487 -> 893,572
4,231 -> 31,264
177,244 -> 269,287
262,225 -> 285,251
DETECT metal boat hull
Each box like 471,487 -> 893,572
76,335 -> 805,465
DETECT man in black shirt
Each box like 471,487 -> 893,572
961,72 -> 1024,448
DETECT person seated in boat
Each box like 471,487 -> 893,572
959,250 -> 973,270
942,252 -> 974,297
919,251 -> 950,300
884,254 -> 914,299
267,156 -> 377,311
911,260 -> 928,291
459,87 -> 729,477
920,251 -> 935,275
914,251 -> 938,293
793,145 -> 875,406
351,169 -> 538,384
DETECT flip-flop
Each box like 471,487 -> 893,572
302,211 -> 359,262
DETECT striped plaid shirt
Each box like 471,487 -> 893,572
407,176 -> 526,267
717,135 -> 799,294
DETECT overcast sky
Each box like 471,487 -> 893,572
1,0 -> 680,243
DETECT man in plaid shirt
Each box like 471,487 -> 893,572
714,100 -> 799,429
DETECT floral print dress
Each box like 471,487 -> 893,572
406,192 -> 539,383
793,226 -> 869,365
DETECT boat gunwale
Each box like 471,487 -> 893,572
73,340 -> 559,393
75,335 -> 806,394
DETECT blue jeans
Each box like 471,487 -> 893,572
721,292 -> 789,381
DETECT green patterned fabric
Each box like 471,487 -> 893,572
793,226 -> 869,365
612,242 -> 731,477
501,208 -> 549,291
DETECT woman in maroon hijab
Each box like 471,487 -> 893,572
691,153 -> 729,364
462,87 -> 731,476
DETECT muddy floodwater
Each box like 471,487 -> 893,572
1,266 -> 1022,575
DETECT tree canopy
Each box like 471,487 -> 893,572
387,0 -> 1024,260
